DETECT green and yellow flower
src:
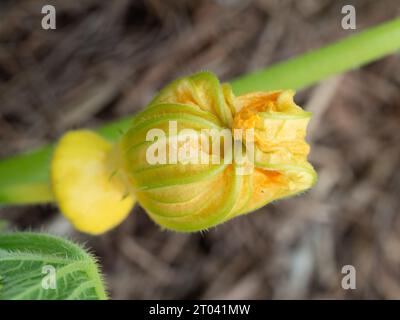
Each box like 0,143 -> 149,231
51,72 -> 316,234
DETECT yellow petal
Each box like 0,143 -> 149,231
51,130 -> 135,235
231,89 -> 317,216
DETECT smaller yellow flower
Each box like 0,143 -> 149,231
51,131 -> 135,235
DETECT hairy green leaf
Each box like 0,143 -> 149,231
0,232 -> 108,300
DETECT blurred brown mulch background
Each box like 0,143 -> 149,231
1,0 -> 400,299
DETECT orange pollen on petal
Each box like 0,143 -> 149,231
232,91 -> 282,145
253,168 -> 285,193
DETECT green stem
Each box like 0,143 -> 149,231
230,18 -> 400,94
1,18 -> 400,205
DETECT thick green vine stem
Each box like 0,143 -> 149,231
0,18 -> 400,206
231,18 -> 400,94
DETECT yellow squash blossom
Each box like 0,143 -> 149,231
51,72 -> 317,234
